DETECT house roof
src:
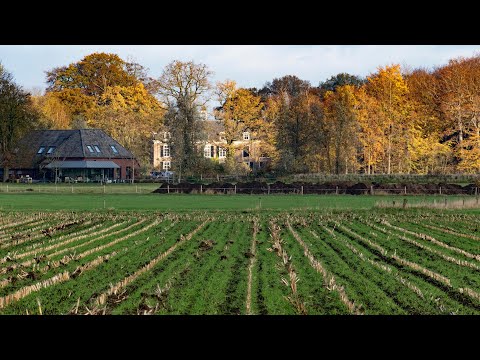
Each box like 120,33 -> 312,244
202,120 -> 225,142
45,160 -> 120,169
10,129 -> 135,169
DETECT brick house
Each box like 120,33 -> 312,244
3,129 -> 139,182
152,120 -> 270,172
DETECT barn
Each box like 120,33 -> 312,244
3,129 -> 138,182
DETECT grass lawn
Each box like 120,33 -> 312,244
0,192 -> 477,212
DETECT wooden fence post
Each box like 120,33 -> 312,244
200,184 -> 203,194
234,184 -> 237,194
404,186 -> 407,195
301,185 -> 304,195
439,186 -> 442,195
336,186 -> 339,195
268,184 -> 270,195
167,184 -> 170,194
370,185 -> 373,195
103,185 -> 106,194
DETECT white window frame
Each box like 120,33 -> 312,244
163,161 -> 171,170
218,147 -> 227,158
163,144 -> 170,158
204,145 -> 212,158
243,132 -> 250,141
164,131 -> 171,140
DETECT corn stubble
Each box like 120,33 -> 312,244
0,209 -> 479,314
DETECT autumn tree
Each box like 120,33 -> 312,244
405,68 -> 452,174
44,53 -> 164,173
355,87 -> 386,174
0,64 -> 39,181
31,91 -> 72,129
93,84 -> 164,170
265,81 -> 327,173
434,55 -> 480,172
366,65 -> 411,174
323,85 -> 361,174
154,60 -> 212,179
215,81 -> 264,172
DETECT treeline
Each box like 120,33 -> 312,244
1,52 -> 480,178
220,57 -> 480,175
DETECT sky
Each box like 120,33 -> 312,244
1,45 -> 479,95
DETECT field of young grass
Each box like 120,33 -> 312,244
1,192 -> 479,211
1,209 -> 480,315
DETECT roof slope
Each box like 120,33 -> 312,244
10,129 -> 135,169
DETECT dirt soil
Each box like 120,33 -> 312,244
152,181 -> 478,195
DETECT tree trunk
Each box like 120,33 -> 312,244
2,167 -> 8,182
387,128 -> 392,175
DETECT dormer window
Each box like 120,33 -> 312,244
110,145 -> 119,154
93,145 -> 101,153
86,145 -> 94,153
47,146 -> 56,154
37,147 -> 46,154
243,132 -> 250,141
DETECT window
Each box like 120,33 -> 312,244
204,145 -> 212,158
163,132 -> 171,140
163,144 -> 170,157
163,161 -> 171,170
37,147 -> 46,154
93,145 -> 101,153
203,145 -> 214,158
110,145 -> 118,154
86,145 -> 94,153
243,132 -> 250,141
218,147 -> 227,158
243,148 -> 249,158
47,146 -> 56,154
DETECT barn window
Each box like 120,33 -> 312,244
37,147 -> 46,154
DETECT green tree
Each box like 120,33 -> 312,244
319,73 -> 365,93
0,64 -> 39,181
